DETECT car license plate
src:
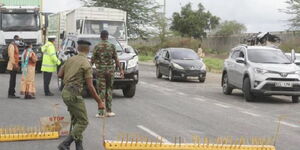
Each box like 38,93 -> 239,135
114,72 -> 121,78
187,76 -> 198,80
275,82 -> 293,88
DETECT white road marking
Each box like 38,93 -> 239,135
241,111 -> 261,117
278,121 -> 299,128
214,103 -> 231,108
137,125 -> 171,143
193,98 -> 206,102
178,92 -> 186,96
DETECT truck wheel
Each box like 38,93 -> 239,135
168,69 -> 174,81
292,96 -> 299,103
243,77 -> 255,102
123,84 -> 136,98
0,66 -> 6,73
156,66 -> 162,78
222,73 -> 233,95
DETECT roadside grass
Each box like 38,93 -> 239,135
203,57 -> 224,73
139,55 -> 154,62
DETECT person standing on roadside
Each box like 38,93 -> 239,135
41,36 -> 61,96
7,35 -> 21,99
92,30 -> 124,118
57,40 -> 104,150
20,43 -> 37,99
197,44 -> 205,58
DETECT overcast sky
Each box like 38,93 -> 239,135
44,0 -> 291,33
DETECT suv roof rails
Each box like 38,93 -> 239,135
239,44 -> 248,48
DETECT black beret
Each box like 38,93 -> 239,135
77,40 -> 91,46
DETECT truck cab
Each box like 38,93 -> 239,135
0,5 -> 43,72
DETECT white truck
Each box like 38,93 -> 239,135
65,7 -> 128,45
0,4 -> 45,72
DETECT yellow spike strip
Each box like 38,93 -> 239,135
0,126 -> 59,142
104,140 -> 276,150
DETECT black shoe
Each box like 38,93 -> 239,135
27,95 -> 35,99
75,140 -> 84,150
8,95 -> 20,99
45,92 -> 54,96
58,135 -> 74,150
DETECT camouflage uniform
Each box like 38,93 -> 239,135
60,52 -> 93,141
92,40 -> 118,113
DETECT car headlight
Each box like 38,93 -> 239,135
254,68 -> 268,74
172,63 -> 184,70
201,64 -> 206,71
295,70 -> 300,75
127,56 -> 138,69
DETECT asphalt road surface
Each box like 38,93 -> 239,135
0,64 -> 300,150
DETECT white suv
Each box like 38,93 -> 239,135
222,45 -> 300,103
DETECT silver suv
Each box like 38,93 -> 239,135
222,45 -> 300,103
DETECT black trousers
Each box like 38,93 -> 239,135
8,70 -> 17,96
43,72 -> 53,94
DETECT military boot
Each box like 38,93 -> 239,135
75,140 -> 84,150
58,135 -> 74,150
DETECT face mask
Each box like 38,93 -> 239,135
14,40 -> 20,45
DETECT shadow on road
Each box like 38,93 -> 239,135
230,92 -> 293,104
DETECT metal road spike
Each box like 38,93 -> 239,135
160,136 -> 163,146
197,136 -> 200,147
174,137 -> 177,146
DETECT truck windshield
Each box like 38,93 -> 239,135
248,49 -> 291,64
1,13 -> 39,31
83,20 -> 126,41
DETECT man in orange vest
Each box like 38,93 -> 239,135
7,35 -> 21,98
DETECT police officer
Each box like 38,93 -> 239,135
92,30 -> 124,118
57,40 -> 104,150
41,36 -> 61,96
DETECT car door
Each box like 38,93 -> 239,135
227,49 -> 240,87
157,50 -> 166,74
234,49 -> 246,88
160,50 -> 171,75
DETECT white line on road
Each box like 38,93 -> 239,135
241,111 -> 261,117
178,92 -> 186,96
137,125 -> 171,143
277,121 -> 300,128
214,103 -> 231,108
193,98 -> 206,102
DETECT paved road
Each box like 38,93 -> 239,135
0,64 -> 300,150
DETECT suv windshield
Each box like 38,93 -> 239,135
248,49 -> 291,64
171,49 -> 199,60
78,37 -> 123,52
1,13 -> 39,31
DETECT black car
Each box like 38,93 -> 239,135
155,48 -> 206,82
58,35 -> 139,98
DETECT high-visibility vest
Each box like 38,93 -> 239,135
41,41 -> 61,72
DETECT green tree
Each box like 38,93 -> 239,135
94,0 -> 159,38
214,20 -> 247,36
283,0 -> 300,29
170,3 -> 220,39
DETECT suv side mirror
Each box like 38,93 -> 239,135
164,57 -> 170,61
291,49 -> 296,63
125,48 -> 130,53
236,57 -> 245,64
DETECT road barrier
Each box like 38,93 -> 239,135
0,126 -> 59,142
104,136 -> 276,150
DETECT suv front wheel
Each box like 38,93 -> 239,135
292,96 -> 299,103
123,84 -> 136,98
222,73 -> 233,95
243,77 -> 255,102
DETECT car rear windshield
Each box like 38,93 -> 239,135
171,49 -> 199,60
248,49 -> 291,64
